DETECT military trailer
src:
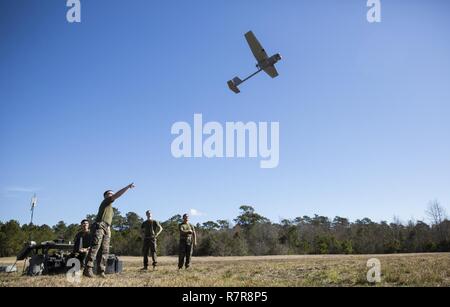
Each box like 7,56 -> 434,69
16,240 -> 122,276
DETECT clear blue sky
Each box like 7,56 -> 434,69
1,0 -> 449,226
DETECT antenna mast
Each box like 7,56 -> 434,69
29,194 -> 37,241
30,194 -> 37,225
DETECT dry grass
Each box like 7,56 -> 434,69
0,253 -> 449,287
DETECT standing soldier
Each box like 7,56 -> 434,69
83,183 -> 135,278
178,213 -> 196,270
141,210 -> 163,270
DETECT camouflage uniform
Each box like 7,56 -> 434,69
141,219 -> 162,268
178,222 -> 195,269
85,196 -> 114,273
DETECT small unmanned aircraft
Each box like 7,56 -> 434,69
227,31 -> 282,94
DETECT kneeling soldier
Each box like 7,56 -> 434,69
72,219 -> 92,268
141,210 -> 163,270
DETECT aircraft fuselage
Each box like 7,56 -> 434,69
257,53 -> 282,69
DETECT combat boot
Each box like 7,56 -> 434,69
83,267 -> 95,278
99,272 -> 107,279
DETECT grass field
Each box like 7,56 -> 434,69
1,253 -> 449,287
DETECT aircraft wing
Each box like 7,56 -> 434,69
263,65 -> 279,78
245,31 -> 268,62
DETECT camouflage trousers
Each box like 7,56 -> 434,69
178,240 -> 193,269
85,222 -> 110,273
142,237 -> 157,268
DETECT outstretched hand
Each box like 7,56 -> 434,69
112,183 -> 136,201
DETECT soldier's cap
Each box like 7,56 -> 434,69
103,190 -> 113,197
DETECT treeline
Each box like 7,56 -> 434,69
1,203 -> 449,257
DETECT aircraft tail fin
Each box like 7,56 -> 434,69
227,77 -> 242,94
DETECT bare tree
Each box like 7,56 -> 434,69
426,200 -> 447,225
426,200 -> 448,242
